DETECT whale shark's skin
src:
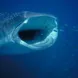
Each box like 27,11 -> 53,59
0,11 -> 58,54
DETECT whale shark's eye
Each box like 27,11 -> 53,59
9,11 -> 58,50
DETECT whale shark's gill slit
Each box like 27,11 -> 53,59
18,29 -> 46,44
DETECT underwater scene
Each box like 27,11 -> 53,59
0,0 -> 78,78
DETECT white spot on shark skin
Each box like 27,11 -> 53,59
23,19 -> 29,24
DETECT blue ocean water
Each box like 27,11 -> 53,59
0,0 -> 78,78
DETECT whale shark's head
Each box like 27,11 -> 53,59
9,11 -> 58,50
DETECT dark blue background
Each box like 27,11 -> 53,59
0,0 -> 78,78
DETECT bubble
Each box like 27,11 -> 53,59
0,11 -> 58,50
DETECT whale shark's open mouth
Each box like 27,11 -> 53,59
11,12 -> 58,50
17,16 -> 56,44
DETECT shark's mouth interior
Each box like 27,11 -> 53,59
18,29 -> 47,44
